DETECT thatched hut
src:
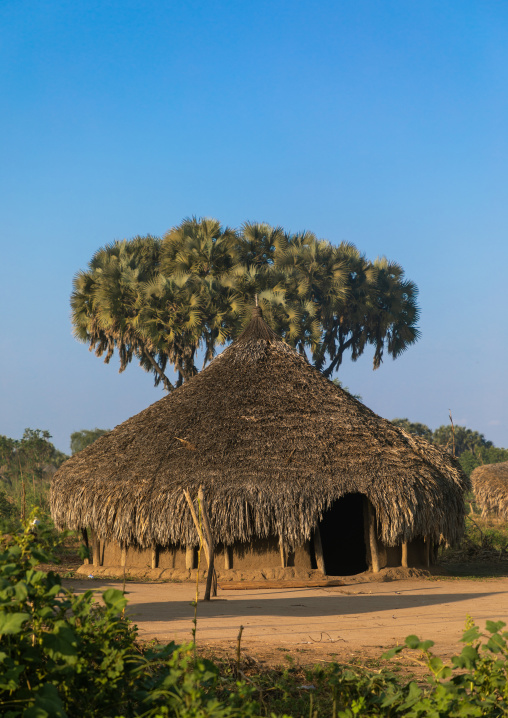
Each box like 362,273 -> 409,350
471,462 -> 508,520
51,307 -> 469,579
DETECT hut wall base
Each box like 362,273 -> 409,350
98,538 -> 315,573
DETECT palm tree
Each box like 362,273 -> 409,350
274,230 -> 347,358
71,235 -> 178,390
161,217 -> 241,372
71,219 -> 421,390
310,242 -> 375,375
367,257 -> 420,369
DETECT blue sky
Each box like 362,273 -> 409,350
1,0 -> 507,453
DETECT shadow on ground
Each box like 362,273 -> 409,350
121,590 -> 503,622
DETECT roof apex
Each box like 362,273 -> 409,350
235,304 -> 282,345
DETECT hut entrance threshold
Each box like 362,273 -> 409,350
317,493 -> 368,576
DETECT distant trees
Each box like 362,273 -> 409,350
0,429 -> 68,516
391,418 -> 505,477
71,217 -> 420,389
70,429 -> 110,455
432,425 -> 493,457
0,429 -> 67,488
0,427 -> 112,522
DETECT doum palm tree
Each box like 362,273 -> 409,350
71,217 -> 421,389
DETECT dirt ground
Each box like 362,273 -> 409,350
66,574 -> 508,668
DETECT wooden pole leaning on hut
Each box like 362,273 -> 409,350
198,487 -> 218,600
183,487 -> 217,600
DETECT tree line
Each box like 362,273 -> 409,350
0,429 -> 67,520
0,429 -> 109,525
71,217 -> 421,389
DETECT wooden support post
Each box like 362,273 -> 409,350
313,525 -> 326,575
92,533 -> 101,567
362,498 -> 371,567
224,546 -> 233,570
151,547 -> 158,569
424,537 -> 430,568
432,541 -> 439,564
120,547 -> 127,568
185,546 -> 195,570
279,537 -> 287,568
401,542 -> 408,568
82,528 -> 90,565
367,502 -> 380,574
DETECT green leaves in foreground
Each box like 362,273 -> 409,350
1,520 -> 508,716
0,519 -> 256,718
381,621 -> 508,717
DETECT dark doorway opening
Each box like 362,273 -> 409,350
318,493 -> 368,575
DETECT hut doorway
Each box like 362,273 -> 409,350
318,493 -> 368,575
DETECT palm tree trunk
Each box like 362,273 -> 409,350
142,349 -> 174,392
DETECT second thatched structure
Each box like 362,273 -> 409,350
51,307 -> 469,580
471,462 -> 508,520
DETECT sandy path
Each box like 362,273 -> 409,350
67,577 -> 508,664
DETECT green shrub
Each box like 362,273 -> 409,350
0,516 -> 257,717
382,623 -> 508,717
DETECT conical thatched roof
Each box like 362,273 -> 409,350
471,461 -> 508,520
51,307 -> 469,549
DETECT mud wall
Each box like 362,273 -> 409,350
96,536 -> 313,571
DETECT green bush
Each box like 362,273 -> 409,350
381,624 -> 508,717
0,516 -> 256,717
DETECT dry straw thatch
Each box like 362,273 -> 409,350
51,307 -> 469,550
471,461 -> 508,520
